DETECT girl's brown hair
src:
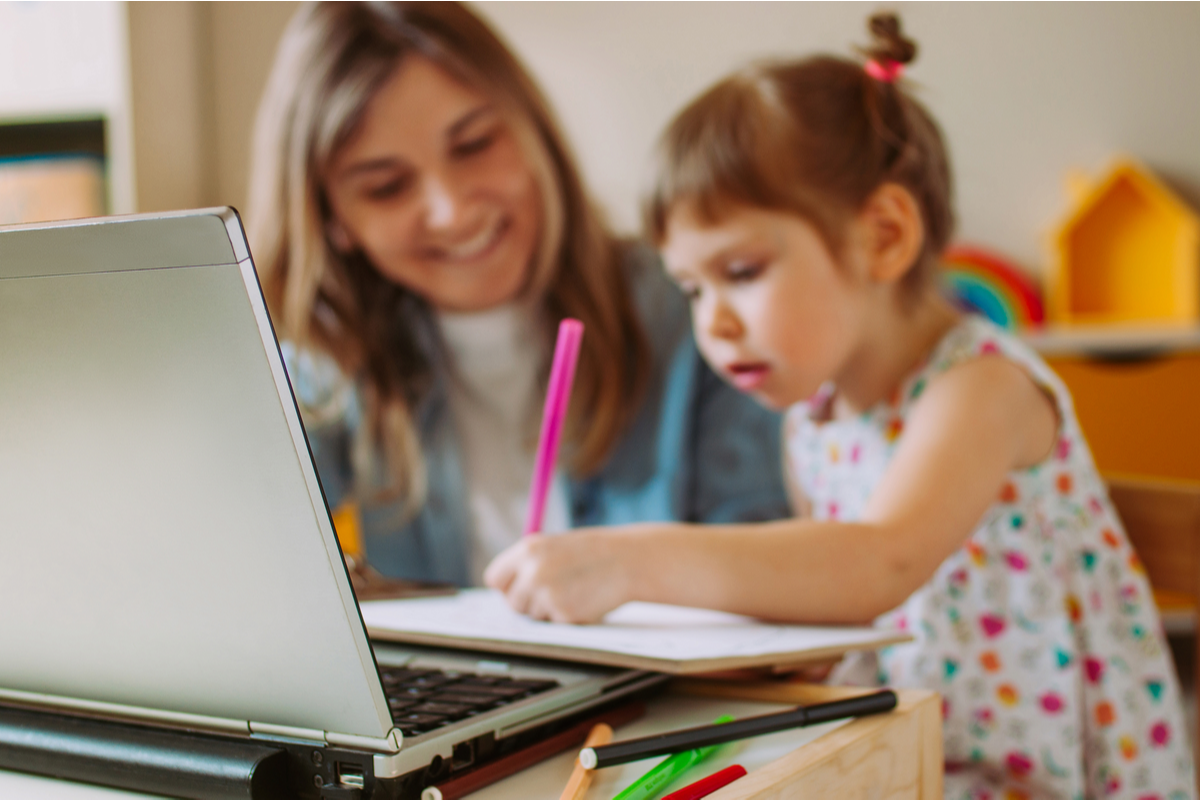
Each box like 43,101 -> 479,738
646,13 -> 954,297
247,1 -> 649,510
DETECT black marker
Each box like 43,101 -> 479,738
580,689 -> 898,770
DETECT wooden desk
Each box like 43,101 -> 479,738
0,685 -> 941,799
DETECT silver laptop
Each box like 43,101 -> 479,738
0,208 -> 663,799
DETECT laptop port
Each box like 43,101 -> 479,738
336,763 -> 365,789
451,741 -> 475,771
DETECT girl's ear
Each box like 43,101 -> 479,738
859,183 -> 925,284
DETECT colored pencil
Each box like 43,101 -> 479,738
557,722 -> 613,800
661,764 -> 748,800
524,318 -> 584,535
613,715 -> 733,800
580,690 -> 897,770
420,700 -> 641,800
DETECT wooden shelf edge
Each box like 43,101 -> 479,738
1024,325 -> 1200,357
668,685 -> 942,800
722,690 -> 940,799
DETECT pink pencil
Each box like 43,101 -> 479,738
524,318 -> 584,535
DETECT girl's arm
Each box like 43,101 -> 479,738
485,356 -> 1058,624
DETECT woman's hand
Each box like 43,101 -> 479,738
483,528 -> 642,623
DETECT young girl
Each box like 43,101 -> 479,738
485,14 -> 1197,798
246,2 -> 789,587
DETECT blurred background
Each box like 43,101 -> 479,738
1,2 -> 1196,271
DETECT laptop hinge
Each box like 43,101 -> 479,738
327,728 -> 403,754
246,722 -> 403,754
248,721 -> 327,745
0,690 -> 405,756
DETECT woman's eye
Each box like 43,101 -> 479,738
363,175 -> 412,201
678,282 -> 702,302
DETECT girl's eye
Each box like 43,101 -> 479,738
364,174 -> 413,201
678,282 -> 702,302
726,261 -> 764,283
451,132 -> 496,158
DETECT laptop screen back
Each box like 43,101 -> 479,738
0,209 -> 392,741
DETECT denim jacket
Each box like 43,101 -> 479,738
284,247 -> 790,586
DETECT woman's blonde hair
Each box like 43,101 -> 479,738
248,1 -> 649,511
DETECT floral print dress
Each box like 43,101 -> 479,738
784,315 -> 1195,799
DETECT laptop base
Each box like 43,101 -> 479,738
0,682 -> 663,800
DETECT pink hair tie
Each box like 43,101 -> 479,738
865,59 -> 904,83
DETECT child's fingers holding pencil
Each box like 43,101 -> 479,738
559,723 -> 613,800
486,527 -> 630,623
482,538 -> 524,596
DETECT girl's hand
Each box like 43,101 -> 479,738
483,528 -> 640,623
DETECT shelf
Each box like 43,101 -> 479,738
1024,324 -> 1200,359
1157,589 -> 1198,637
0,2 -> 133,214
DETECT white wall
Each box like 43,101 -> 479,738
0,1 -> 135,213
127,2 -> 213,214
473,2 -> 1200,274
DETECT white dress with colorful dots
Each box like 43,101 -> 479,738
784,315 -> 1195,800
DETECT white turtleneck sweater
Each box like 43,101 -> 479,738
437,304 -> 570,585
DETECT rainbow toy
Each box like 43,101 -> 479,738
941,245 -> 1044,330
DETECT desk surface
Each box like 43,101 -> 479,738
0,686 -> 940,799
470,693 -> 849,799
0,771 -> 146,799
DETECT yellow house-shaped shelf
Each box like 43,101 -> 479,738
1049,159 -> 1199,326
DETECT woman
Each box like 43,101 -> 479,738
246,1 -> 788,586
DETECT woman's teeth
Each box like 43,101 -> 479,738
442,220 -> 503,260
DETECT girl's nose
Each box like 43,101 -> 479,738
705,295 -> 744,341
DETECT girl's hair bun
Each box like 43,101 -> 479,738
863,13 -> 918,66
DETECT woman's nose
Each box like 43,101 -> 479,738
421,173 -> 464,230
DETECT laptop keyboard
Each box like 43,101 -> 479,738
379,666 -> 560,736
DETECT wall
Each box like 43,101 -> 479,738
127,2 -> 213,213
475,2 -> 1200,275
127,1 -> 299,214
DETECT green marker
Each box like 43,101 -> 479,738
612,715 -> 735,800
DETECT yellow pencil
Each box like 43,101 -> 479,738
558,723 -> 613,800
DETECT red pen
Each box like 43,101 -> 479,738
661,764 -> 748,800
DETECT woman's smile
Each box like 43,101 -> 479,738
420,213 -> 509,264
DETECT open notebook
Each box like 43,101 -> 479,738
362,589 -> 912,674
